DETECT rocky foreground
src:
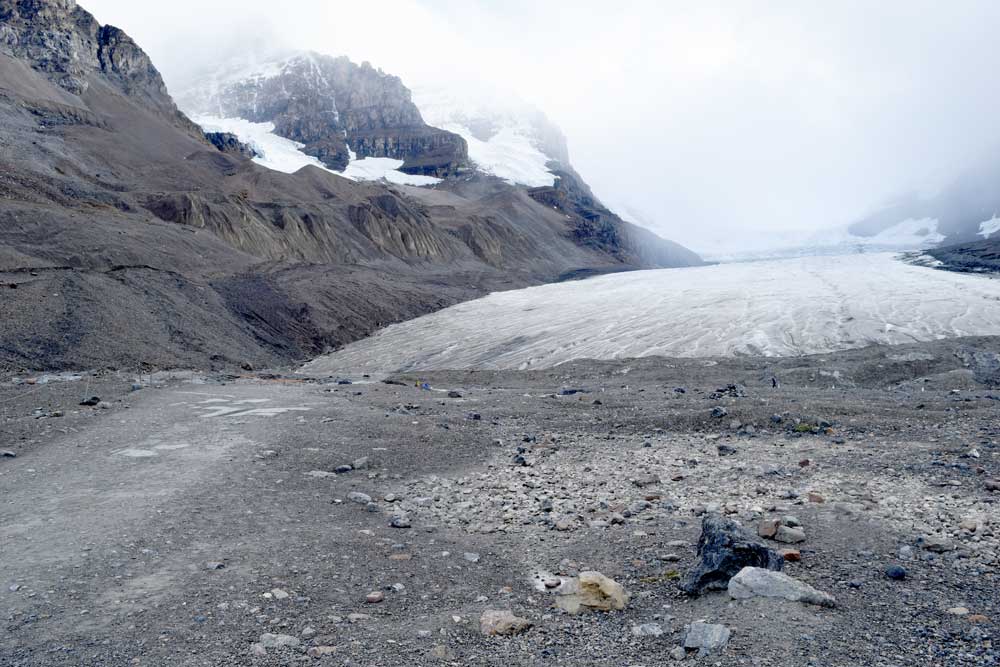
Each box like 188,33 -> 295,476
1,337 -> 999,666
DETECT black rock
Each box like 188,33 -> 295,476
447,390 -> 462,398
709,384 -> 747,400
80,396 -> 101,406
560,388 -> 586,396
711,407 -> 728,418
717,444 -> 738,456
679,515 -> 783,595
334,465 -> 353,474
205,131 -> 258,158
885,564 -> 907,580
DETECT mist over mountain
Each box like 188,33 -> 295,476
78,0 -> 1000,256
850,151 -> 1000,246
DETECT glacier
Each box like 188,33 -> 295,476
192,115 -> 440,186
412,85 -> 557,188
305,253 -> 1000,376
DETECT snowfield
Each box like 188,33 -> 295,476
413,86 -> 557,188
979,215 -> 1000,239
306,253 -> 1000,375
193,115 -> 441,186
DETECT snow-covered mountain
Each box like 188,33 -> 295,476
174,54 -> 580,192
174,51 -> 468,185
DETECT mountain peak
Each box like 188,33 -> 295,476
175,50 -> 468,177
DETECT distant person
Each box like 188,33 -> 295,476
771,376 -> 778,388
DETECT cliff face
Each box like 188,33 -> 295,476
0,0 -> 196,132
178,53 -> 469,177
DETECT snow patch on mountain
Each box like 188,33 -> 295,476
413,85 -> 557,188
978,215 -> 1000,239
867,217 -> 945,246
341,155 -> 441,186
195,115 -> 324,173
193,115 -> 440,186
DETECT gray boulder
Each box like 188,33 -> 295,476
683,621 -> 730,657
728,567 -> 836,607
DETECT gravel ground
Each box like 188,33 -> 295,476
1,338 -> 998,666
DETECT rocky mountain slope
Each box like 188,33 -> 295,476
0,0 -> 701,372
926,237 -> 1000,273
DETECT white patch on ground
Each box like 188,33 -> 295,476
192,398 -> 312,419
978,215 -> 1000,239
306,253 -> 1000,376
117,449 -> 158,458
192,116 -> 440,186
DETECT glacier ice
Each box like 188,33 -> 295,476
305,253 -> 1000,376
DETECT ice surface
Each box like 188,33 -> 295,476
192,116 -> 440,186
697,218 -> 946,263
305,253 -> 1000,376
979,215 -> 1000,239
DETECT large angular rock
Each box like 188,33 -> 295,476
479,610 -> 533,636
680,515 -> 783,595
683,621 -> 730,657
727,567 -> 836,607
555,571 -> 630,613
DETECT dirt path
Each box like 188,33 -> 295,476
2,339 -> 999,666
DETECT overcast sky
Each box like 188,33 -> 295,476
85,0 -> 1000,253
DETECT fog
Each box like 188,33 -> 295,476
84,0 -> 1000,254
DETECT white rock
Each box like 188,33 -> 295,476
728,567 -> 835,607
632,622 -> 664,637
258,633 -> 300,649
